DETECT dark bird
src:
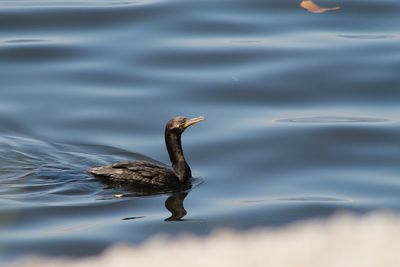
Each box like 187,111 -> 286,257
90,116 -> 204,189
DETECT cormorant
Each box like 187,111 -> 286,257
90,116 -> 204,188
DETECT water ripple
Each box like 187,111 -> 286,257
275,116 -> 389,124
337,34 -> 398,40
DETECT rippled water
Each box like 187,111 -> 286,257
0,0 -> 399,261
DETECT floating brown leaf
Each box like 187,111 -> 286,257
300,0 -> 340,13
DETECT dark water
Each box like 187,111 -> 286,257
0,0 -> 399,261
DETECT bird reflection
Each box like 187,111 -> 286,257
103,175 -> 192,221
164,191 -> 188,221
300,0 -> 340,13
120,191 -> 189,221
113,185 -> 190,221
105,177 -> 192,197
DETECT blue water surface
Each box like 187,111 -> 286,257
0,0 -> 399,261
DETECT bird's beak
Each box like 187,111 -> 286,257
183,116 -> 205,129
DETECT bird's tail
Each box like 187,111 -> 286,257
89,166 -> 113,176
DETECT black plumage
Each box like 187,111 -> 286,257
90,116 -> 204,188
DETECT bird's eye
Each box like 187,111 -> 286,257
179,119 -> 186,125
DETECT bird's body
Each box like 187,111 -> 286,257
91,160 -> 179,187
90,116 -> 204,189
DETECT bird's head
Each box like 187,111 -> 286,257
166,116 -> 205,134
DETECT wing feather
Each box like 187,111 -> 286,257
90,160 -> 178,187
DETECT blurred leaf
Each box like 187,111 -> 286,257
300,0 -> 340,13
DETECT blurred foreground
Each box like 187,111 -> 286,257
8,212 -> 400,267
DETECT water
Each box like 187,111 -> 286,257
0,0 -> 399,261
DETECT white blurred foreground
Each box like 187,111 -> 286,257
8,212 -> 400,267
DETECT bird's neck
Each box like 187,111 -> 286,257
165,130 -> 191,182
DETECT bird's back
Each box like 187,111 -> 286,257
90,160 -> 180,187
